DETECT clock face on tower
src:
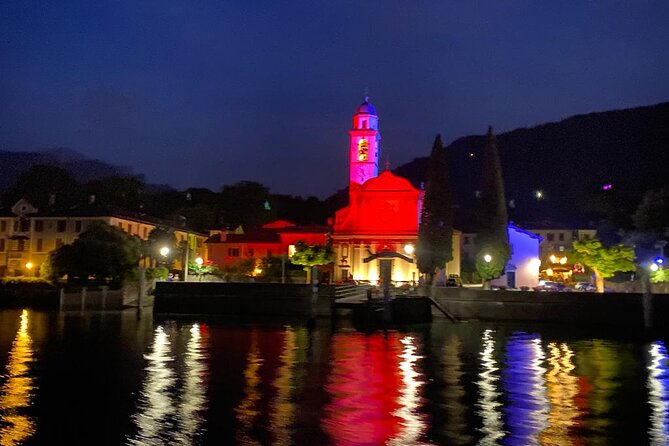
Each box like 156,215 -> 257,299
358,139 -> 369,161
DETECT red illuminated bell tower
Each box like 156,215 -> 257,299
349,97 -> 380,187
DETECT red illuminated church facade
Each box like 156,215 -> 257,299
206,98 -> 461,284
331,99 -> 461,284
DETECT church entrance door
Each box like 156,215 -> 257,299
379,259 -> 393,286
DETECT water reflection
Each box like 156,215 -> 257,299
128,323 -> 209,445
235,331 -> 263,446
269,326 -> 296,445
324,332 -> 403,445
502,333 -> 548,445
441,336 -> 471,445
476,329 -> 505,445
389,336 -> 432,446
540,342 -> 580,444
0,310 -> 35,445
647,341 -> 669,445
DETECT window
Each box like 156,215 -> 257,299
546,233 -> 554,241
75,220 -> 82,232
118,222 -> 123,230
127,224 -> 133,234
572,230 -> 579,241
35,220 -> 44,232
464,236 -> 470,245
0,221 -> 5,232
228,248 -> 240,257
17,239 -> 25,252
36,239 -> 43,252
143,227 -> 148,238
559,245 -> 565,252
0,239 -> 4,251
248,248 -> 254,257
55,238 -> 64,249
57,220 -> 67,232
558,233 -> 564,241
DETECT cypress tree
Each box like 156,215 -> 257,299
417,134 -> 454,283
476,126 -> 510,287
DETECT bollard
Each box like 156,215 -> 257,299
59,288 -> 65,310
81,287 -> 87,311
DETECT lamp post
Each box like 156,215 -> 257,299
484,254 -> 492,263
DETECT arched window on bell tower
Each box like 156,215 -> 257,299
349,97 -> 381,187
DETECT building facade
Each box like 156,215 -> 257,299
331,99 -> 460,285
0,198 -> 207,277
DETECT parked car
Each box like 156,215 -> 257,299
446,274 -> 463,287
537,281 -> 566,292
575,282 -> 597,292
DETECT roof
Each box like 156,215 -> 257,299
359,170 -> 418,192
508,223 -> 543,241
355,98 -> 377,115
0,201 -> 208,236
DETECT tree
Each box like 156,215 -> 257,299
85,176 -> 145,210
475,127 -> 511,288
146,226 -> 177,266
50,221 -> 141,285
290,241 -> 334,285
3,165 -> 81,209
188,259 -> 218,280
572,237 -> 636,293
633,186 -> 669,237
219,181 -> 275,227
416,134 -> 454,284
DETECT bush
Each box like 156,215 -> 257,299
1,276 -> 54,288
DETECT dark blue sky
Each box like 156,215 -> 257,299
2,1 -> 668,198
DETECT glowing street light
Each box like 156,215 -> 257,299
403,243 -> 415,255
159,246 -> 170,257
535,190 -> 544,199
195,257 -> 204,266
650,263 -> 660,272
25,262 -> 33,270
483,254 -> 492,263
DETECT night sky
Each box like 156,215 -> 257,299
2,1 -> 668,198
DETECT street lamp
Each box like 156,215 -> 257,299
195,257 -> 204,266
159,246 -> 170,257
650,263 -> 660,272
484,254 -> 492,263
403,243 -> 415,255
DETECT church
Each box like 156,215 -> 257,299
330,99 -> 461,285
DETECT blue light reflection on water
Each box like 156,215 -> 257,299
1,311 -> 668,445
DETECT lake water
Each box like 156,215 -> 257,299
0,308 -> 667,445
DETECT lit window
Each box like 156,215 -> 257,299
228,248 -> 240,257
358,139 -> 369,161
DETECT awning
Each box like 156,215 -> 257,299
363,251 -> 413,263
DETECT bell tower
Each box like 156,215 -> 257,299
349,97 -> 380,186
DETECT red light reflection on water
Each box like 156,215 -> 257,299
324,332 -> 404,445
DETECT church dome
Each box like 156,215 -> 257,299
355,98 -> 376,115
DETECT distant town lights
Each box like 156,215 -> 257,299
535,190 -> 544,199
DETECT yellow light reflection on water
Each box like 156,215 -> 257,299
235,332 -> 263,446
389,336 -> 432,446
269,326 -> 297,445
476,329 -> 505,445
128,325 -> 176,445
647,341 -> 669,445
175,324 -> 208,444
442,336 -> 472,445
540,342 -> 580,444
0,310 -> 35,446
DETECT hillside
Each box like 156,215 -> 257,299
393,101 -> 669,229
0,147 -> 136,190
